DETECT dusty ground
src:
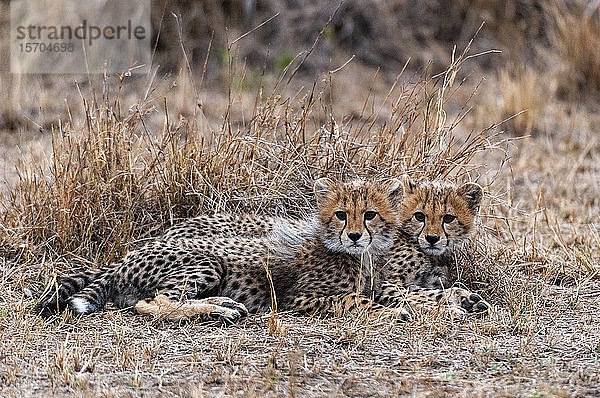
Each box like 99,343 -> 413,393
1,259 -> 600,397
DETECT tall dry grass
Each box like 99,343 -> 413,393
0,36 -> 503,273
549,1 -> 600,95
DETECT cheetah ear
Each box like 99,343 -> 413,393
314,177 -> 334,204
400,174 -> 418,195
457,182 -> 483,211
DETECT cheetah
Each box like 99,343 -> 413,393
35,178 -> 484,322
36,179 -> 401,320
371,177 -> 488,313
395,177 -> 484,289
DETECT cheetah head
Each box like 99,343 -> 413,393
314,178 -> 401,257
398,177 -> 483,256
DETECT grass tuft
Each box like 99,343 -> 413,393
0,44 -> 500,276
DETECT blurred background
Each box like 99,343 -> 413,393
1,0 -> 598,133
1,0 -> 599,221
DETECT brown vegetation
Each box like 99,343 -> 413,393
1,1 -> 600,396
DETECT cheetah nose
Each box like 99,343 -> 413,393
348,232 -> 362,242
425,235 -> 440,245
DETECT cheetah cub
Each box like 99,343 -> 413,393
395,177 -> 483,288
374,176 -> 489,314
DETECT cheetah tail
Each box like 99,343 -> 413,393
35,268 -> 102,317
67,276 -> 113,315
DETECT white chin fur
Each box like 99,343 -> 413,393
323,238 -> 369,256
69,297 -> 92,314
345,245 -> 367,255
421,246 -> 447,256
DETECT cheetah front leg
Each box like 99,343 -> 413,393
384,282 -> 490,316
286,293 -> 412,321
375,283 -> 468,319
135,255 -> 248,323
407,285 -> 490,315
136,295 -> 248,324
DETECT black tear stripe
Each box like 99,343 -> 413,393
363,218 -> 373,244
442,223 -> 450,242
338,218 -> 347,243
418,222 -> 425,238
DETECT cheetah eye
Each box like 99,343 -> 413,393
364,211 -> 377,220
414,212 -> 425,222
334,211 -> 347,221
443,214 -> 456,223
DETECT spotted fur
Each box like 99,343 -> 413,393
35,178 -> 488,322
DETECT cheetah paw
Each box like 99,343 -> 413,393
460,292 -> 491,316
201,296 -> 249,324
136,295 -> 248,324
443,288 -> 490,316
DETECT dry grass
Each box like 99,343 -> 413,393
549,1 -> 600,96
1,1 -> 600,397
486,65 -> 551,136
0,35 -> 500,265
